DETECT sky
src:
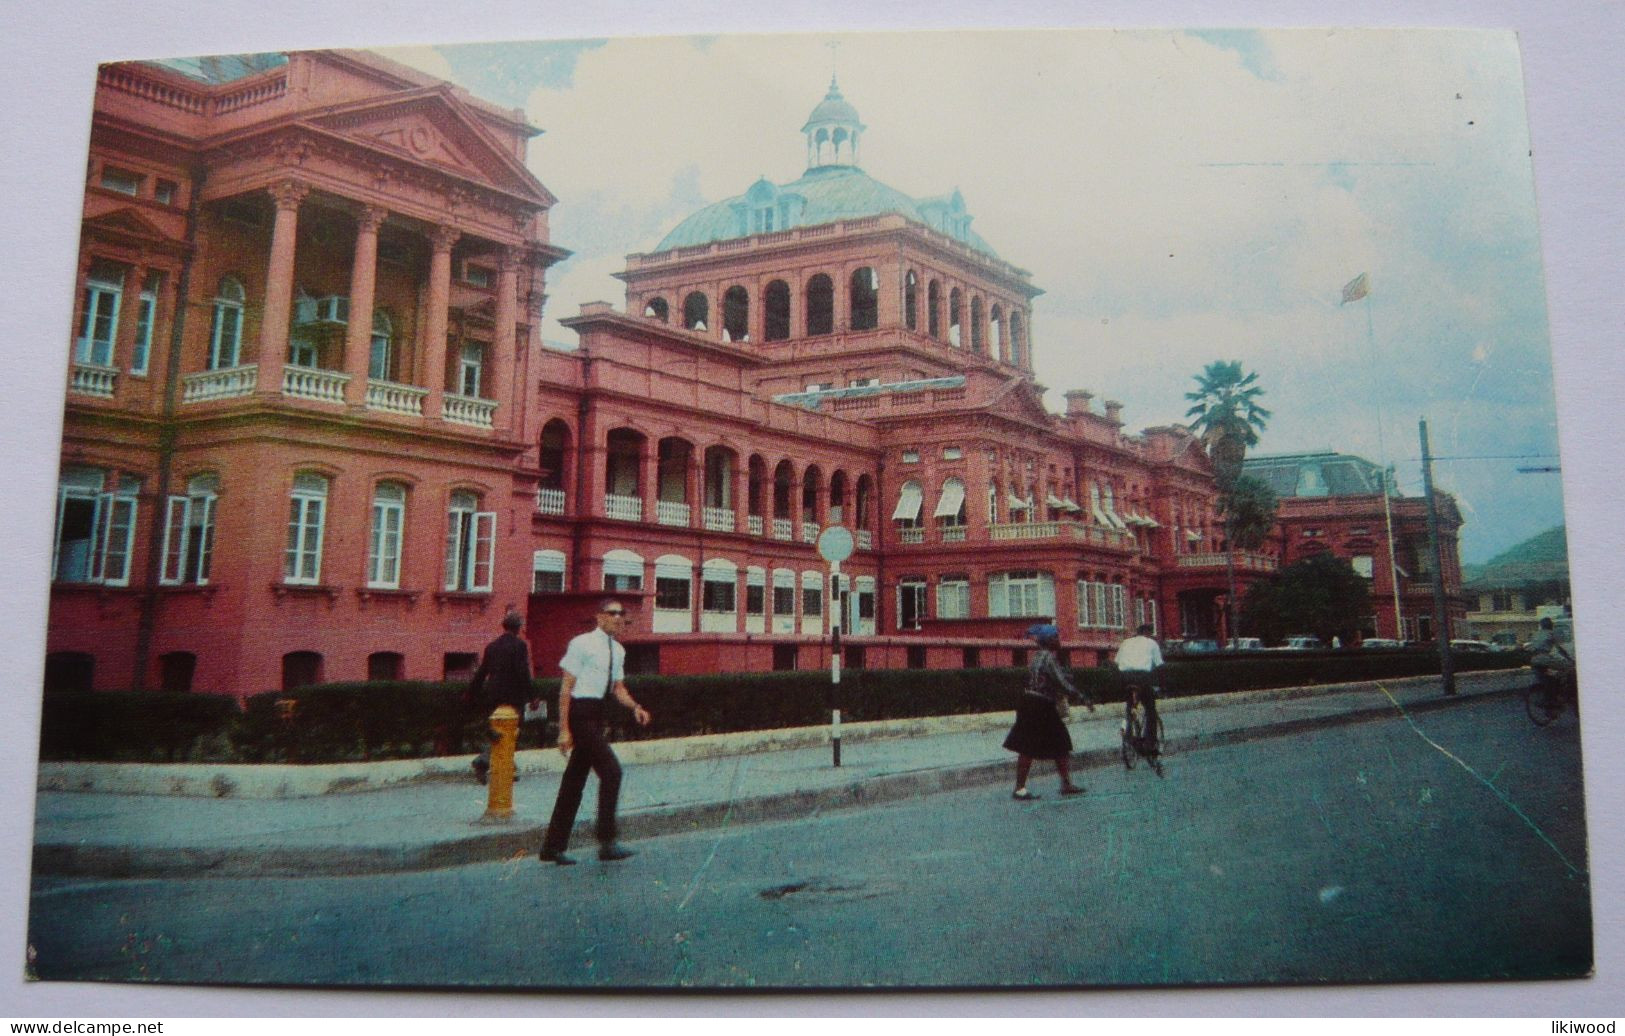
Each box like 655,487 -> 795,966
381,28 -> 1564,563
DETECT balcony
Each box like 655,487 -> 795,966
656,500 -> 691,527
282,366 -> 350,404
800,523 -> 819,544
181,364 -> 257,403
941,526 -> 967,543
899,528 -> 925,544
772,518 -> 793,541
442,393 -> 496,429
987,520 -> 1137,550
605,493 -> 643,521
365,379 -> 427,416
857,529 -> 872,551
1177,551 -> 1279,573
703,506 -> 735,532
537,488 -> 566,515
69,363 -> 116,398
747,515 -> 764,536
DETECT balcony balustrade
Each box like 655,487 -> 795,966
857,529 -> 872,551
656,500 -> 692,527
282,366 -> 349,403
702,506 -> 735,532
605,493 -> 643,521
771,518 -> 793,541
1177,552 -> 1279,572
899,528 -> 925,544
442,393 -> 496,428
800,523 -> 820,544
941,526 -> 967,543
365,379 -> 427,416
747,515 -> 764,536
536,488 -> 566,515
181,364 -> 258,403
987,520 -> 1137,549
69,364 -> 116,398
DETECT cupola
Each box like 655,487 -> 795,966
801,76 -> 865,169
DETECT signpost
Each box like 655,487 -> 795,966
816,525 -> 855,767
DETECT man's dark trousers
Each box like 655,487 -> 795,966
541,699 -> 622,853
1123,671 -> 1160,752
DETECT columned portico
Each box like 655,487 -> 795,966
422,225 -> 459,421
490,247 -> 520,434
344,205 -> 387,406
257,179 -> 308,396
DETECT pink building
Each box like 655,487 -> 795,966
49,53 -> 1278,697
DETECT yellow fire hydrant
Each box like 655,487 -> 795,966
481,704 -> 520,822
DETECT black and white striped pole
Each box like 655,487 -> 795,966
817,526 -> 855,768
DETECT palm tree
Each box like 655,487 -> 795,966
1185,361 -> 1271,489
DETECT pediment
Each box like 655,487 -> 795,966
82,206 -> 173,244
307,89 -> 553,206
986,378 -> 1056,427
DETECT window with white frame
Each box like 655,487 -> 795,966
987,481 -> 999,524
100,166 -> 142,195
934,477 -> 967,528
702,559 -> 737,613
772,568 -> 796,618
898,578 -> 927,630
208,277 -> 245,370
745,566 -> 766,616
936,576 -> 970,619
77,264 -> 123,367
942,446 -> 963,461
1110,584 -> 1126,629
131,273 -> 158,375
654,555 -> 692,610
369,311 -> 393,381
532,549 -> 566,593
801,571 -> 823,618
602,549 -> 644,591
367,482 -> 406,589
1147,598 -> 1158,636
284,473 -> 329,585
988,570 -> 1055,618
1351,554 -> 1374,579
855,576 -> 876,628
458,343 -> 484,397
53,466 -> 140,586
443,490 -> 495,592
892,479 -> 924,529
160,473 -> 219,586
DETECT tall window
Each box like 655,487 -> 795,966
683,292 -> 708,332
800,570 -> 824,633
1077,579 -> 1127,629
745,567 -> 767,618
602,549 -> 644,591
367,482 -> 406,589
53,466 -> 139,586
288,329 -> 318,368
643,297 -> 669,322
772,568 -> 796,621
702,561 -> 737,614
764,280 -> 791,341
927,280 -> 942,338
161,473 -> 219,586
369,311 -> 394,381
805,274 -> 834,336
904,271 -> 918,331
934,477 -> 967,529
284,473 -> 328,585
208,276 -> 245,370
77,264 -> 123,367
937,576 -> 970,619
898,578 -> 927,630
532,549 -> 566,593
458,343 -> 484,397
989,570 -> 1055,618
443,490 -> 495,592
654,555 -> 692,610
849,267 -> 878,331
131,273 -> 158,375
970,296 -> 984,353
722,286 -> 749,342
948,288 -> 962,347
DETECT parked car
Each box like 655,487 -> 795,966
1277,635 -> 1325,651
1489,632 -> 1520,652
1450,639 -> 1495,653
1170,638 -> 1219,656
1360,638 -> 1404,649
1224,638 -> 1264,652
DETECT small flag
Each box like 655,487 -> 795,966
1341,272 -> 1370,305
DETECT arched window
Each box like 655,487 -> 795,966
538,419 -> 570,492
368,652 -> 404,681
643,297 -> 669,322
602,548 -> 644,591
772,460 -> 794,520
208,276 -> 245,370
989,304 -> 1003,361
892,479 -> 924,529
849,267 -> 878,331
682,291 -> 708,332
904,271 -> 919,331
970,296 -> 984,354
281,651 -> 323,691
927,280 -> 942,339
653,555 -> 693,630
948,288 -> 963,347
444,489 -> 495,592
934,477 -> 967,528
369,310 -> 394,380
1010,311 -> 1025,367
855,474 -> 874,530
368,482 -> 406,589
805,274 -> 834,336
722,285 -> 749,342
284,472 -> 328,585
764,280 -> 791,341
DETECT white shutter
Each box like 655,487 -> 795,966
471,511 -> 497,592
195,494 -> 216,585
160,495 -> 189,585
98,492 -> 137,587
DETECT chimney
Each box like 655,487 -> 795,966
1103,399 -> 1124,425
1064,390 -> 1094,418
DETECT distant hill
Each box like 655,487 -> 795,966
1463,525 -> 1568,589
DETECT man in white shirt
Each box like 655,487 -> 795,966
1114,623 -> 1165,759
539,600 -> 652,866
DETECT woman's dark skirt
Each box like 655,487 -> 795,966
1003,692 -> 1073,758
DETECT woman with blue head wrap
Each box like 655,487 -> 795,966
1003,623 -> 1095,799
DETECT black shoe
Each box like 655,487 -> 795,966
598,844 -> 636,862
539,849 -> 576,866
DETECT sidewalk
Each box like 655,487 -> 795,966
30,670 -> 1526,878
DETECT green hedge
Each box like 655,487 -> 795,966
36,650 -> 1527,763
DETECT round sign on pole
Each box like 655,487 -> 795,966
816,525 -> 855,564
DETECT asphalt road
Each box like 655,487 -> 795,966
27,694 -> 1591,990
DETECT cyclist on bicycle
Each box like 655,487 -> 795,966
1114,623 -> 1165,757
1526,616 -> 1575,695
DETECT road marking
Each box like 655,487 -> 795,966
1376,684 -> 1585,877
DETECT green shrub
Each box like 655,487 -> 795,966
38,691 -> 240,762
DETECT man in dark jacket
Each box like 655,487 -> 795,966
469,609 -> 539,784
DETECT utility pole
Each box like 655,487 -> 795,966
1418,419 -> 1455,696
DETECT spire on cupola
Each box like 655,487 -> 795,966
800,74 -> 865,170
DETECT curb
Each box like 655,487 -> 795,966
31,676 -> 1521,879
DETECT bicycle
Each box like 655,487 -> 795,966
1525,667 -> 1578,727
1120,681 -> 1164,777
